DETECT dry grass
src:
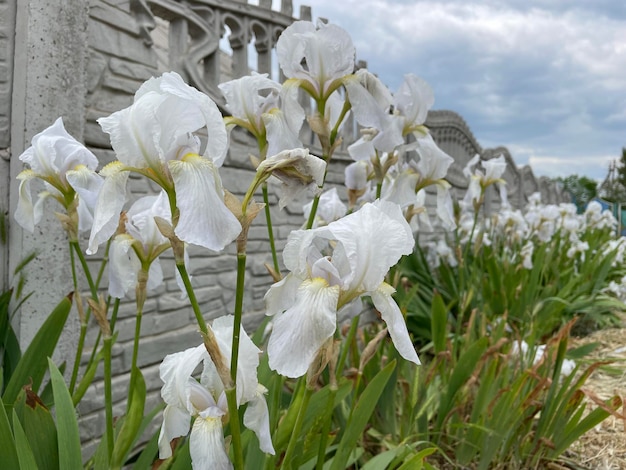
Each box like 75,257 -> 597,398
565,314 -> 626,470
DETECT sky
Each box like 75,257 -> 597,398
281,0 -> 626,182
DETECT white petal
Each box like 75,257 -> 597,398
415,134 -> 454,181
168,155 -> 241,251
23,117 -> 99,178
160,344 -> 207,412
66,165 -> 104,233
344,161 -> 369,190
276,21 -> 354,97
209,315 -> 261,405
219,73 -> 281,133
304,187 -> 346,226
395,74 -> 434,129
125,191 -> 171,248
243,390 -> 275,455
159,72 -> 229,166
280,229 -> 319,276
371,283 -> 420,365
146,258 -> 164,292
263,109 -> 303,157
158,404 -> 192,459
14,170 -> 39,232
87,162 -> 129,255
347,137 -> 376,161
484,155 -> 507,180
381,171 -> 420,208
108,235 -> 141,299
277,21 -> 316,81
436,183 -> 456,231
189,416 -> 232,470
264,274 -> 304,317
98,97 -> 166,169
344,75 -> 388,130
326,201 -> 414,292
268,278 -> 339,378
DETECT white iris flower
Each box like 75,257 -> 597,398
265,200 -> 420,378
15,117 -> 100,234
158,315 -> 274,469
276,20 -> 355,102
90,72 -> 241,254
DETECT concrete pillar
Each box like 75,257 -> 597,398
0,0 -> 17,293
9,0 -> 89,364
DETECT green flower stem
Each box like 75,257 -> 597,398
68,242 -> 82,394
225,387 -> 244,470
315,386 -> 338,470
130,268 -> 148,376
306,195 -> 321,229
335,315 -> 360,380
69,320 -> 88,395
175,261 -> 208,335
109,297 -> 120,332
103,332 -> 114,457
94,238 -> 112,288
262,183 -> 280,274
281,384 -> 314,470
225,252 -> 247,469
230,253 -> 246,381
70,240 -> 97,298
68,239 -> 107,394
69,241 -> 78,292
176,252 -> 245,467
329,100 -> 352,146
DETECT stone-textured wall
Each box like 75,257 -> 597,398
0,0 -> 16,294
7,0 -> 90,371
4,0 -> 569,455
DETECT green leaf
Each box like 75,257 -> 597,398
131,427 -> 160,469
436,337 -> 488,429
49,358 -> 82,469
329,360 -> 396,470
397,447 -> 437,470
0,398 -> 19,468
0,289 -> 22,390
72,348 -> 104,406
566,342 -> 600,359
3,294 -> 73,404
431,291 -> 448,355
552,395 -> 622,455
361,447 -> 410,470
12,408 -> 39,469
111,366 -> 146,468
13,387 -> 59,470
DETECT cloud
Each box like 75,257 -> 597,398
292,0 -> 626,180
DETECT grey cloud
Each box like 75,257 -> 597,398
294,0 -> 625,180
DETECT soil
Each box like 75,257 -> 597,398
564,314 -> 626,469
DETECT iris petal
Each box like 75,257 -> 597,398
88,162 -> 129,254
189,417 -> 232,470
157,405 -> 192,459
268,278 -> 339,378
244,391 -> 275,455
168,155 -> 241,251
371,282 -> 420,365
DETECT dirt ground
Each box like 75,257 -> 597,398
565,314 -> 626,469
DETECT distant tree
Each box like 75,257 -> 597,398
600,149 -> 626,202
555,174 -> 598,212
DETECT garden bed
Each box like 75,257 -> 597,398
568,314 -> 626,469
